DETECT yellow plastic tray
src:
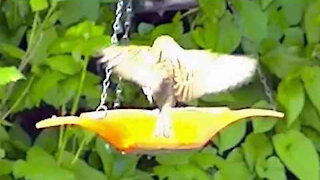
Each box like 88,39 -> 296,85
36,107 -> 284,153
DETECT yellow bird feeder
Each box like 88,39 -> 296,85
36,107 -> 284,153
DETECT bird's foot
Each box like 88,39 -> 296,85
154,115 -> 172,138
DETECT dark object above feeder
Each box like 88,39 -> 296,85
133,0 -> 198,14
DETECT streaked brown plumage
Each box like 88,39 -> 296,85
99,35 -> 257,137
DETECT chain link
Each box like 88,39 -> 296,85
96,67 -> 112,111
113,0 -> 133,108
257,64 -> 276,110
111,0 -> 124,44
123,0 -> 133,41
96,0 -> 125,112
113,77 -> 122,108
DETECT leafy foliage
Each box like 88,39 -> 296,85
0,0 -> 320,179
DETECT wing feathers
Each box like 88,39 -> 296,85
173,51 -> 257,102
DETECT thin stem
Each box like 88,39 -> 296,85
57,55 -> 90,165
0,76 -> 35,121
71,55 -> 89,115
180,7 -> 199,20
71,138 -> 86,166
0,13 -> 39,109
123,173 -> 156,180
57,104 -> 66,150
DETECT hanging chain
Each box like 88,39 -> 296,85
113,0 -> 133,108
113,77 -> 122,108
96,0 -> 125,112
123,0 -> 133,41
111,0 -> 124,44
257,64 -> 276,110
96,67 -> 113,111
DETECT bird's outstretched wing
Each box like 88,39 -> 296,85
99,45 -> 168,91
172,50 -> 257,102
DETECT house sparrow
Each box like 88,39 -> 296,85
99,35 -> 257,137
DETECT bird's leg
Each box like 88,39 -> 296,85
154,104 -> 172,137
153,79 -> 176,138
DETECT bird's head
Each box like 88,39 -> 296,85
153,35 -> 176,46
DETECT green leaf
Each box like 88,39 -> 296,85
30,27 -> 58,65
305,1 -> 320,43
302,127 -> 320,152
46,55 -> 81,75
0,126 -> 9,143
251,100 -> 278,133
190,147 -> 219,170
156,151 -> 195,165
49,37 -> 83,55
95,138 -> 113,177
277,74 -> 305,127
29,70 -> 66,107
266,6 -> 288,41
34,129 -> 58,154
300,99 -> 320,132
151,13 -> 183,41
0,149 -> 4,159
215,120 -> 247,154
273,130 -> 319,180
260,0 -> 274,10
60,151 -> 106,180
95,138 -> 138,179
0,43 -> 25,59
80,36 -> 110,56
13,147 -> 75,180
59,0 -> 100,26
214,148 -> 252,180
233,0 -> 268,44
256,156 -> 286,180
199,0 -> 225,20
261,46 -> 307,78
30,0 -> 48,11
192,12 -> 241,53
137,23 -> 154,36
301,66 -> 320,114
43,75 -> 79,108
8,123 -> 31,151
282,0 -> 303,26
242,133 -> 273,171
65,21 -> 105,39
178,33 -> 199,49
0,159 -> 13,176
283,27 -> 304,47
0,66 -> 24,86
154,164 -> 210,180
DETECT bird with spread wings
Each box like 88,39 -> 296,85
99,35 -> 257,137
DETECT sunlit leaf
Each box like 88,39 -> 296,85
256,156 -> 286,180
215,120 -> 247,154
0,159 -> 13,176
13,147 -> 75,180
305,1 -> 320,43
30,0 -> 48,11
242,133 -> 273,171
46,55 -> 81,75
301,66 -> 320,114
273,130 -> 319,180
60,151 -> 106,180
0,66 -> 24,86
277,74 -> 305,127
251,100 -> 278,133
232,0 -> 268,44
59,0 -> 100,26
